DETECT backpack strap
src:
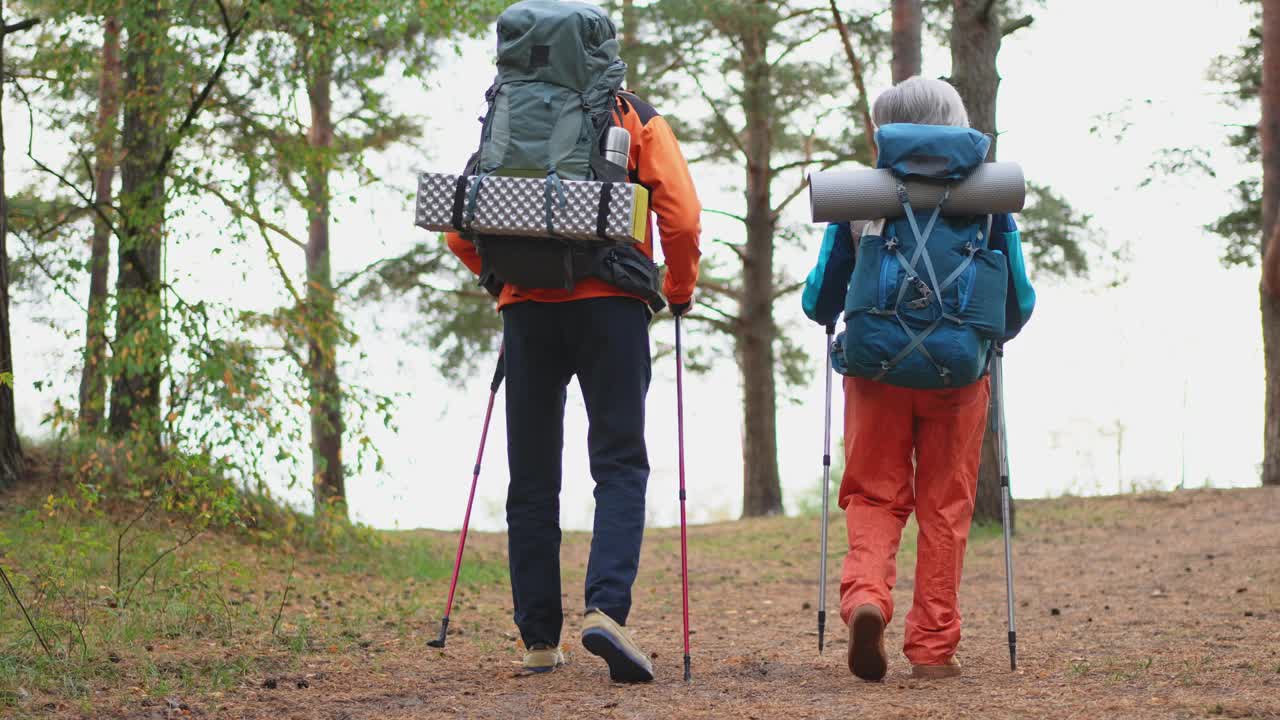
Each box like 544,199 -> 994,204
595,181 -> 615,241
872,183 -> 960,385
938,213 -> 993,291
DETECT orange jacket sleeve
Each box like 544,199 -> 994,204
634,114 -> 702,306
445,231 -> 483,276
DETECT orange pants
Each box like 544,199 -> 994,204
838,375 -> 990,666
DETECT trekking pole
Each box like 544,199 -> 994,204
427,347 -> 505,649
991,344 -> 1018,671
817,322 -> 835,654
674,313 -> 692,682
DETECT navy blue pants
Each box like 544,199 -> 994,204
501,297 -> 652,648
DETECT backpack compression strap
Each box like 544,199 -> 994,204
872,183 -> 974,385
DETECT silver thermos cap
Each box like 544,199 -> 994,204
604,126 -> 631,170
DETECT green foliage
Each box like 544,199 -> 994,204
347,240 -> 501,381
1205,0 -> 1261,266
0,372 -> 11,389
1019,181 -> 1098,280
7,0 -> 501,514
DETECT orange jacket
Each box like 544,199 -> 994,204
446,92 -> 702,309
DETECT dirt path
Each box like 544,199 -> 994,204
128,487 -> 1278,719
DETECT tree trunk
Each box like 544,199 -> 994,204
950,0 -> 1001,160
738,30 -> 783,517
891,0 -> 923,83
951,0 -> 1008,523
79,13 -> 121,434
108,5 -> 167,450
306,56 -> 346,519
1261,0 -> 1280,486
620,0 -> 636,54
0,17 -> 24,490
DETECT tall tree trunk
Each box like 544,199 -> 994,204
0,16 -> 30,491
738,30 -> 783,518
950,0 -> 1000,160
306,55 -> 346,519
620,0 -> 636,54
951,0 -> 1006,523
1260,0 -> 1280,486
79,13 -> 121,434
108,5 -> 167,450
891,0 -> 922,83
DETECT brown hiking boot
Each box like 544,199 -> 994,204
847,604 -> 888,682
911,657 -> 962,680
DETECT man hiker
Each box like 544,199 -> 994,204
445,0 -> 701,683
801,76 -> 1036,681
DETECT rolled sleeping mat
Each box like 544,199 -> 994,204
809,161 -> 1025,223
415,171 -> 649,243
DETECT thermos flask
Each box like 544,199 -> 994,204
604,126 -> 631,171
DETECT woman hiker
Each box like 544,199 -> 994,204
801,76 -> 1036,681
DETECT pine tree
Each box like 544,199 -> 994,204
631,0 -> 876,516
0,13 -> 41,490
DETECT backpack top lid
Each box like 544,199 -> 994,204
874,124 -> 991,182
496,0 -> 621,92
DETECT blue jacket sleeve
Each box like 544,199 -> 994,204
801,223 -> 857,326
990,214 -> 1035,341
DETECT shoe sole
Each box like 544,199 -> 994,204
581,628 -> 655,683
848,609 -> 888,682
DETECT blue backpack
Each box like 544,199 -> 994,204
837,124 -> 1008,389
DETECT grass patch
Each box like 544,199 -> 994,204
0,493 -> 505,714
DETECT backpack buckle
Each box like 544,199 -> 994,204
884,237 -> 900,253
963,242 -> 978,256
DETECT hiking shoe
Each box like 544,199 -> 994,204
847,604 -> 888,682
911,657 -> 962,680
580,608 -> 654,683
522,643 -> 565,674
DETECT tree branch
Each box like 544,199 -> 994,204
772,176 -> 811,219
188,179 -> 306,252
1002,15 -> 1034,36
122,526 -> 204,608
697,277 -> 745,304
272,555 -> 296,636
156,2 -> 254,179
691,73 -> 748,161
14,79 -> 123,245
0,564 -> 52,659
116,497 -> 158,593
1,18 -> 40,35
704,207 -> 747,224
771,279 -> 805,301
771,24 -> 829,68
713,237 -> 746,262
828,0 -> 877,165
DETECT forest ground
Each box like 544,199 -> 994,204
2,470 -> 1278,719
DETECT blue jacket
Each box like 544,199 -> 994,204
801,213 -> 1036,342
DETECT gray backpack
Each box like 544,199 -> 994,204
460,0 -> 662,309
474,0 -> 626,183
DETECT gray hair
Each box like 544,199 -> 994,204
871,76 -> 970,128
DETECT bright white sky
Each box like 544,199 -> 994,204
10,0 -> 1263,532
